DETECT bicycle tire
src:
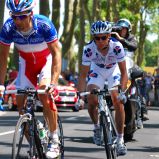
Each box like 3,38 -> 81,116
100,112 -> 116,159
12,115 -> 31,159
57,115 -> 64,159
12,115 -> 43,159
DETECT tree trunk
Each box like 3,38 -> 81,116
137,18 -> 148,66
78,0 -> 85,71
106,0 -> 111,21
39,0 -> 50,17
112,0 -> 119,22
0,0 -> 5,29
52,0 -> 60,33
60,0 -> 78,70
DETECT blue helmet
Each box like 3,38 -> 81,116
6,0 -> 36,13
91,21 -> 112,35
116,19 -> 132,32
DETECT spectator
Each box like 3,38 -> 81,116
154,75 -> 159,105
144,72 -> 154,106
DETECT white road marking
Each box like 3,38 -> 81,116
0,111 -> 6,116
0,130 -> 15,136
150,155 -> 159,157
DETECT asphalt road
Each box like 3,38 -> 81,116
0,106 -> 159,159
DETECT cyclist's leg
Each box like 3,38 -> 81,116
38,55 -> 58,135
107,67 -> 126,155
38,55 -> 59,158
87,69 -> 106,124
38,78 -> 58,133
87,67 -> 106,145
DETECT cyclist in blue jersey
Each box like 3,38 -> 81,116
0,0 -> 61,158
77,21 -> 128,156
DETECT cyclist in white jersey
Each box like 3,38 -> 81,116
78,21 -> 128,156
0,0 -> 61,158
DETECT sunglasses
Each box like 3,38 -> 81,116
10,12 -> 31,20
94,36 -> 108,41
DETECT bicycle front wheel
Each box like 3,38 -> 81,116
12,115 -> 31,159
100,112 -> 116,159
57,115 -> 64,158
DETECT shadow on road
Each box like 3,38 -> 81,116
64,136 -> 93,144
0,154 -> 11,159
128,146 -> 159,153
143,123 -> 159,129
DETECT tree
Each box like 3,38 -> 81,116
52,0 -> 60,33
0,0 -> 5,29
60,0 -> 79,72
39,0 -> 50,17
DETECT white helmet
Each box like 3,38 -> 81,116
91,21 -> 112,35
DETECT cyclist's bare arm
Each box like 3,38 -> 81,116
118,60 -> 128,91
77,65 -> 90,92
0,44 -> 10,85
47,41 -> 62,86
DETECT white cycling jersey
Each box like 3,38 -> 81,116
82,38 -> 126,89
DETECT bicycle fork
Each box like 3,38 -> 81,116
98,95 -> 117,148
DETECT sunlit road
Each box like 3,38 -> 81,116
0,107 -> 159,159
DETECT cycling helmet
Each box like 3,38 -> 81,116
91,21 -> 112,35
116,19 -> 132,32
6,0 -> 36,13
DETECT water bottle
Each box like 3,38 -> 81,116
37,120 -> 46,140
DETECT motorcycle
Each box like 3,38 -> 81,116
124,67 -> 145,141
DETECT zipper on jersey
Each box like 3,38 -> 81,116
32,52 -> 36,64
16,30 -> 37,64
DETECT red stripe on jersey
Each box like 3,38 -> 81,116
19,48 -> 51,87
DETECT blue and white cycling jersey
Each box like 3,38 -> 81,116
0,14 -> 58,88
0,14 -> 58,58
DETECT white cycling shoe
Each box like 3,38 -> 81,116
46,138 -> 60,158
117,140 -> 127,156
93,128 -> 102,146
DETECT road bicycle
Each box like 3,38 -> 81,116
5,88 -> 64,159
79,89 -> 118,159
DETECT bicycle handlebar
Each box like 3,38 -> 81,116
78,89 -> 109,97
4,89 -> 46,95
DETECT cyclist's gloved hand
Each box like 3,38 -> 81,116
45,84 -> 58,99
118,92 -> 127,104
75,98 -> 85,111
0,85 -> 5,97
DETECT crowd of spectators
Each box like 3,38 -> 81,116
137,69 -> 159,106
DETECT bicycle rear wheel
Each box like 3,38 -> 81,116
100,112 -> 116,159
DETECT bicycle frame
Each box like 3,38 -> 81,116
98,92 -> 118,141
80,89 -> 118,159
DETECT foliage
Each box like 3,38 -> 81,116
144,39 -> 159,66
